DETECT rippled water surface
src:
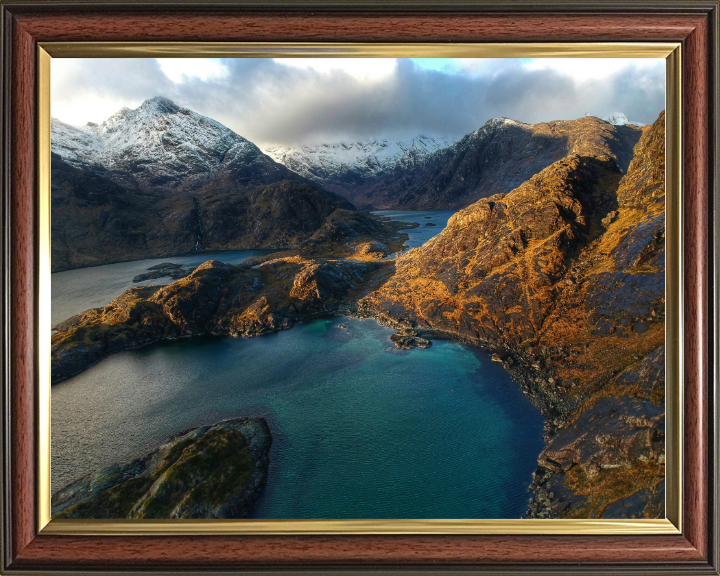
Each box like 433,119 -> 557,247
52,317 -> 544,519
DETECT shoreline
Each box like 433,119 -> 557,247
52,298 -> 553,518
51,313 -> 544,519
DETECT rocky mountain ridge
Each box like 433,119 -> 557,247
51,97 -> 356,271
267,116 -> 644,211
359,111 -> 666,518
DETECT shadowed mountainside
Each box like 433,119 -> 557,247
51,98 -> 356,271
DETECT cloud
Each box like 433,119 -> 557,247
274,58 -> 397,82
522,58 -> 661,83
51,58 -> 175,125
51,57 -> 665,147
156,58 -> 230,83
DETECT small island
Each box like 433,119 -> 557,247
52,418 -> 271,519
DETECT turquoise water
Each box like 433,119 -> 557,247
51,317 -> 544,519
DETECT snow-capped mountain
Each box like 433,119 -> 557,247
52,97 -> 283,191
264,135 -> 457,185
603,112 -> 645,127
50,97 -> 354,271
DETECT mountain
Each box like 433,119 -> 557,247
360,111 -> 666,518
52,96 -> 287,191
264,136 -> 456,209
267,117 -> 643,211
50,97 -> 355,271
603,112 -> 645,126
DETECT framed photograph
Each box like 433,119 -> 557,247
1,1 -> 718,574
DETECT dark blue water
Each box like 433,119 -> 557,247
51,316 -> 544,519
373,210 -> 455,252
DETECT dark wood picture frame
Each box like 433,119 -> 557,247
1,1 -> 718,573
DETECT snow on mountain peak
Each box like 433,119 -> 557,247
471,117 -> 530,138
264,135 -> 458,182
140,96 -> 180,113
51,97 -> 256,180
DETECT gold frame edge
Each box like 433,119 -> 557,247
37,46 -> 52,533
42,517 -> 679,536
664,45 -> 682,533
39,41 -> 679,59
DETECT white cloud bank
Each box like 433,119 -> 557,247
51,57 -> 665,147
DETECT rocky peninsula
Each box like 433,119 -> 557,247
52,417 -> 271,519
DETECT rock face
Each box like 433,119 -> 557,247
360,111 -> 666,518
51,97 -> 355,271
268,116 -> 642,211
529,347 -> 665,518
298,209 -> 407,259
52,417 -> 272,519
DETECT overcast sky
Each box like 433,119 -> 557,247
51,57 -> 665,149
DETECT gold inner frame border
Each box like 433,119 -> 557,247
37,42 -> 681,536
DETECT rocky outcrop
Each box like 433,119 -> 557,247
51,257 -> 387,383
52,417 -> 272,519
361,153 -> 626,349
132,262 -> 194,283
269,116 -> 642,211
298,209 -> 410,259
359,111 -> 666,518
389,329 -> 433,349
51,98 -> 356,271
528,347 -> 664,518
